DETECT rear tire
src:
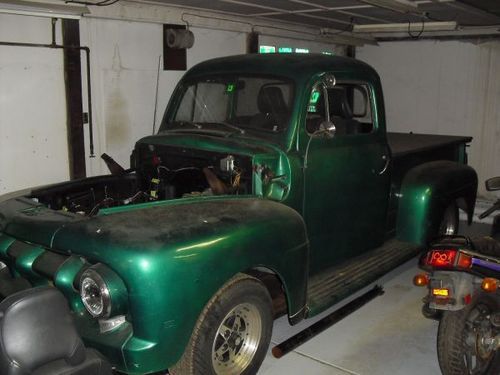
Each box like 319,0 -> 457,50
437,293 -> 500,375
169,273 -> 273,375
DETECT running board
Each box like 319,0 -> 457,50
307,240 -> 420,315
272,285 -> 384,358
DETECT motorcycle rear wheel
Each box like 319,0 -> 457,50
437,293 -> 500,375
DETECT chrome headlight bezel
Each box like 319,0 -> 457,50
80,268 -> 111,318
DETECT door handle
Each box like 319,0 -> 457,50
378,154 -> 390,175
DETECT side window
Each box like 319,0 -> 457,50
341,84 -> 373,134
306,82 -> 374,136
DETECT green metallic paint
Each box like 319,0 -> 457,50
13,245 -> 46,286
54,255 -> 86,312
0,233 -> 15,260
0,197 -> 83,248
161,54 -> 379,152
0,54 -> 479,374
299,71 -> 391,272
397,160 -> 477,245
48,197 -> 308,372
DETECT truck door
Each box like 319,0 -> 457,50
302,76 -> 391,273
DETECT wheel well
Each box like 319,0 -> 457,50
244,267 -> 288,319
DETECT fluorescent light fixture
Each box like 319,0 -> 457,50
354,21 -> 458,33
278,47 -> 293,53
259,45 -> 276,53
359,0 -> 418,14
322,51 -> 334,55
295,48 -> 309,53
0,0 -> 89,19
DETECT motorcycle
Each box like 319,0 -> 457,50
414,177 -> 500,375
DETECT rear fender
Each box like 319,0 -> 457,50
397,161 -> 477,245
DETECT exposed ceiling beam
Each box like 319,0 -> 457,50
443,1 -> 500,22
250,10 -> 354,26
218,0 -> 289,14
335,10 -> 392,24
81,0 -> 374,46
253,1 -> 392,24
359,0 -> 420,14
253,7 -> 391,25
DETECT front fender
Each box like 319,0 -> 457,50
52,196 -> 309,373
396,161 -> 477,245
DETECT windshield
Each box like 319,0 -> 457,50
160,75 -> 294,140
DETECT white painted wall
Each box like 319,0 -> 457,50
0,13 -> 69,194
357,40 -> 500,197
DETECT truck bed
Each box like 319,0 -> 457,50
388,132 -> 472,158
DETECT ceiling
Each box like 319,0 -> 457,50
136,0 -> 500,40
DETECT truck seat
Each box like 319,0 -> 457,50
250,86 -> 289,131
0,287 -> 112,375
328,87 -> 360,135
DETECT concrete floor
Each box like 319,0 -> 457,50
259,221 -> 491,375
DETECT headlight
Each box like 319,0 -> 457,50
80,269 -> 111,318
79,264 -> 128,320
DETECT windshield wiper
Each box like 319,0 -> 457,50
211,122 -> 245,135
178,120 -> 204,129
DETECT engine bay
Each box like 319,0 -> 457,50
29,144 -> 253,216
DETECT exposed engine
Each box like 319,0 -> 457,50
29,144 -> 253,216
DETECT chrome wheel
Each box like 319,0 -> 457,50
439,203 -> 458,236
212,302 -> 262,375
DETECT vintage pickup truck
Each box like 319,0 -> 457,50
0,54 -> 478,375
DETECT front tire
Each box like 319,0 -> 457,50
169,273 -> 273,375
437,293 -> 500,375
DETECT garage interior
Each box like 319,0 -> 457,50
1,1 -> 500,374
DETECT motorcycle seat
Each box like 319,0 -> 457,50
471,236 -> 500,257
0,286 -> 112,375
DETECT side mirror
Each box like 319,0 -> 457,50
312,121 -> 336,139
486,177 -> 500,191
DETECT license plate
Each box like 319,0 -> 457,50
432,288 -> 450,297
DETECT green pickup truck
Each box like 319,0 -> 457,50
0,54 -> 477,375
